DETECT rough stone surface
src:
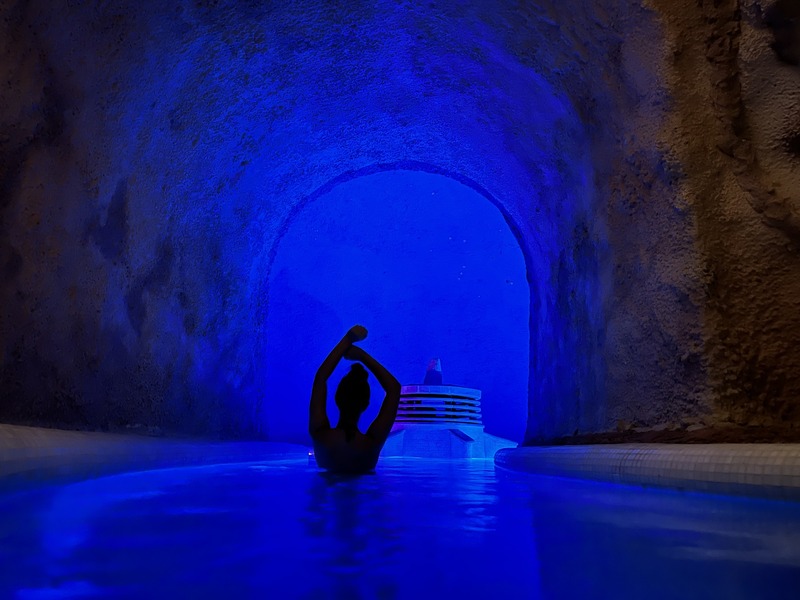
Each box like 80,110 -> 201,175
0,0 -> 798,443
649,0 -> 800,431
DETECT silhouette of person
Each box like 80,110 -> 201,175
309,325 -> 401,474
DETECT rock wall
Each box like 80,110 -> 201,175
0,0 -> 798,442
650,0 -> 800,429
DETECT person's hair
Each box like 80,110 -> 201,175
335,363 -> 370,416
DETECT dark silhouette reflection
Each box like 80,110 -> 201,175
304,471 -> 398,600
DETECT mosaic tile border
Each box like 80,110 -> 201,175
495,444 -> 800,500
0,424 -> 307,492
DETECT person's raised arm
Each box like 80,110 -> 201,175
309,325 -> 367,437
345,346 -> 401,442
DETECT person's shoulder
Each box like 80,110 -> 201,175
359,430 -> 390,448
352,431 -> 382,449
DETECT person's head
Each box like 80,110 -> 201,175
335,363 -> 370,419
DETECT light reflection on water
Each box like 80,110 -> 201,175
1,458 -> 799,599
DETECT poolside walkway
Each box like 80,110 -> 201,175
4,424 -> 800,500
0,423 -> 307,492
496,444 -> 800,501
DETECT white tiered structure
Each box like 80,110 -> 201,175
381,384 -> 516,459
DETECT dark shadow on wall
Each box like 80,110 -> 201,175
765,0 -> 800,66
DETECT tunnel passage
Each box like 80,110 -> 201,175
0,0 -> 610,443
262,169 -> 530,444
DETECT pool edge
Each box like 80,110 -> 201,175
495,444 -> 800,501
0,423 -> 309,493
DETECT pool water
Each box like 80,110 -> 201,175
1,458 -> 799,599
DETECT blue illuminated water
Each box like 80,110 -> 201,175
1,459 -> 799,599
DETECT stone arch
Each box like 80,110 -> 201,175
258,162 -> 535,443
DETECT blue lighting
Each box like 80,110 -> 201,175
3,458 -> 799,598
263,168 -> 529,444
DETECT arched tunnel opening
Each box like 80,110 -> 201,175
262,166 -> 530,444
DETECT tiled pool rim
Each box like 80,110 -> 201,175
495,444 -> 800,501
3,424 -> 800,500
0,424 -> 308,492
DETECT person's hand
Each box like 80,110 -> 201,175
346,325 -> 368,343
344,346 -> 365,361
